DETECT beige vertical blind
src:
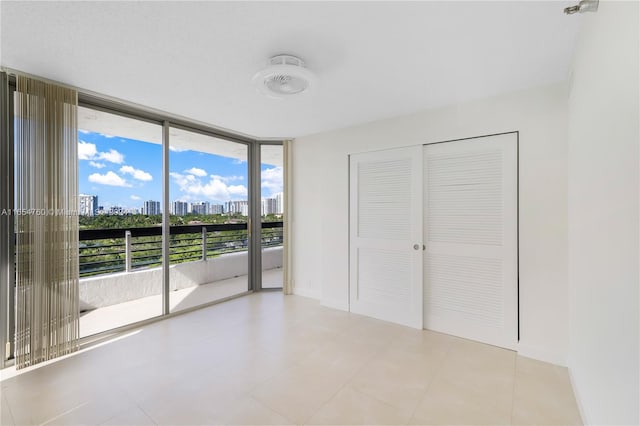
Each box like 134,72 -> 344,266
14,75 -> 80,369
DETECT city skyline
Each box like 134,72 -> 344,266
78,129 -> 283,210
79,193 -> 284,217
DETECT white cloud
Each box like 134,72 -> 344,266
170,172 -> 247,202
89,161 -> 106,169
185,167 -> 207,177
79,129 -> 90,134
228,185 -> 248,197
78,141 -> 98,160
98,149 -> 125,164
130,195 -> 141,200
169,146 -> 187,152
78,141 -> 124,164
88,171 -> 131,187
100,133 -> 115,138
210,174 -> 244,182
170,172 -> 197,185
261,166 -> 283,196
120,165 -> 153,181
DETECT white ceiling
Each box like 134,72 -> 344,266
1,1 -> 581,139
76,106 -> 283,166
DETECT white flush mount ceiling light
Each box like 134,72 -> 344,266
252,54 -> 317,99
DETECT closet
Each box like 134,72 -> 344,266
349,133 -> 518,349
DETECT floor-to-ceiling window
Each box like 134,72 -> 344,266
260,144 -> 284,289
77,106 -> 164,337
0,75 -> 283,365
168,127 -> 251,313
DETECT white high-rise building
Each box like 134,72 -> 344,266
171,201 -> 189,215
78,194 -> 98,216
275,192 -> 284,214
209,204 -> 224,214
190,201 -> 210,215
225,200 -> 248,215
261,198 -> 278,215
261,193 -> 283,215
143,200 -> 161,215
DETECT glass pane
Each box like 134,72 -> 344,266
77,106 -> 163,337
260,145 -> 283,289
169,127 -> 249,312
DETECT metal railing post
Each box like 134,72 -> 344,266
125,230 -> 132,272
202,226 -> 207,261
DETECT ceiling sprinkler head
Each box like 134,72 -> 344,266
564,0 -> 599,15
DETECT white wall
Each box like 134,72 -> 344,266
292,83 -> 570,365
567,2 -> 639,424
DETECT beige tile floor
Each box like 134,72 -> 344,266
0,292 -> 582,425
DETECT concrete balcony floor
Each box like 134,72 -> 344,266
80,268 -> 282,338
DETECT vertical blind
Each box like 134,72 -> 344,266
14,75 -> 80,369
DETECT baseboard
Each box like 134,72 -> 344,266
321,298 -> 349,312
517,343 -> 567,367
568,365 -> 590,425
292,287 -> 321,299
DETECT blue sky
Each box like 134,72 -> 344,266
78,131 -> 282,210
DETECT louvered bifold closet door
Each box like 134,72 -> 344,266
423,133 -> 517,349
349,146 -> 423,329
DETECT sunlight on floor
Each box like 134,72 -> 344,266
80,268 -> 282,337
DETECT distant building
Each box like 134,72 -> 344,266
171,201 -> 189,216
261,193 -> 283,215
261,197 -> 278,215
79,194 -> 98,216
190,201 -> 209,215
225,200 -> 248,216
143,200 -> 161,215
209,204 -> 224,214
275,192 -> 284,214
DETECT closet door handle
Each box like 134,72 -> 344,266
413,244 -> 420,250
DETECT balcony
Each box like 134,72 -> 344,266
78,222 -> 283,337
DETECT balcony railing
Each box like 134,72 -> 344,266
79,221 -> 283,278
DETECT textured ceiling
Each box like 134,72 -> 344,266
1,1 -> 581,138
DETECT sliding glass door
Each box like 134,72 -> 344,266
0,73 -> 283,364
168,127 -> 250,313
77,106 -> 163,337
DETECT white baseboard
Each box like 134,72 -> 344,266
517,343 -> 567,367
292,287 -> 321,299
321,298 -> 349,312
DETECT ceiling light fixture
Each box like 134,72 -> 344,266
252,54 -> 317,99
